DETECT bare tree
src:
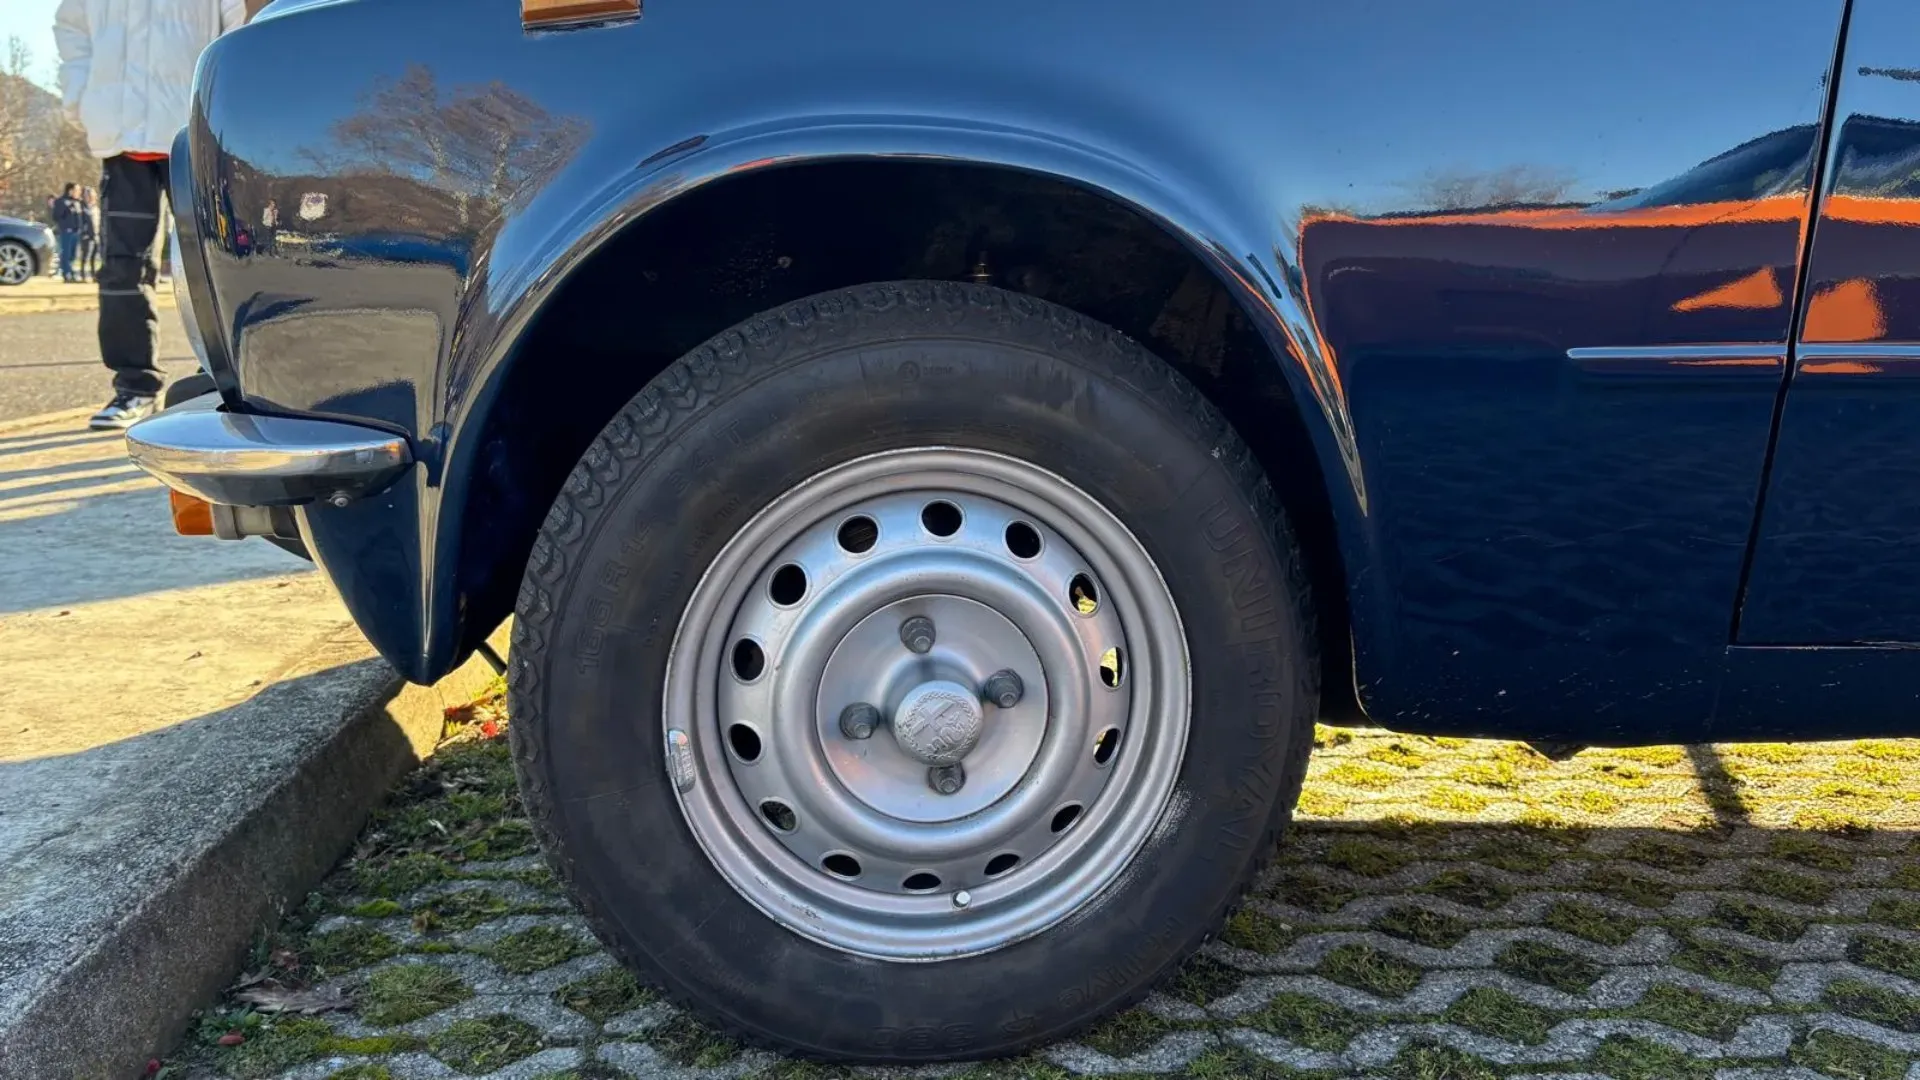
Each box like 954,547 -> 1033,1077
0,37 -> 96,221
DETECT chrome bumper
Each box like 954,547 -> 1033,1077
125,392 -> 412,507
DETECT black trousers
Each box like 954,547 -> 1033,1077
98,154 -> 169,396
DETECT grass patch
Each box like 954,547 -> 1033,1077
1078,1008 -> 1175,1058
1322,761 -> 1401,790
1792,807 -> 1875,836
1373,905 -> 1470,948
1857,740 -> 1920,761
1670,934 -> 1780,991
1620,983 -> 1748,1040
1312,725 -> 1353,749
555,966 -> 652,1022
348,899 -> 402,919
1868,895 -> 1920,930
197,1014 -> 418,1079
1550,787 -> 1623,815
1242,992 -> 1364,1051
1885,862 -> 1920,891
484,924 -> 591,974
1619,837 -> 1706,871
1418,868 -> 1512,911
1849,934 -> 1920,980
1588,1033 -> 1717,1080
427,1014 -> 542,1073
647,1014 -> 744,1068
1790,1028 -> 1911,1080
1324,838 -> 1411,878
1169,954 -> 1244,1006
1584,866 -> 1675,908
1365,742 -> 1430,770
1316,943 -> 1424,999
1268,870 -> 1356,914
1542,900 -> 1638,947
1494,940 -> 1600,994
1823,978 -> 1920,1033
1768,833 -> 1856,873
1450,761 -> 1518,789
1742,864 -> 1834,906
1379,1040 -> 1498,1080
323,1065 -> 393,1080
1419,787 -> 1490,813
1221,907 -> 1295,953
358,963 -> 471,1026
1834,757 -> 1903,786
1441,986 -> 1556,1044
351,853 -> 454,899
1295,789 -> 1351,818
410,888 -> 518,934
1593,762 -> 1652,788
1724,742 -> 1808,764
1708,897 -> 1808,943
304,925 -> 400,977
1614,746 -> 1686,766
1467,838 -> 1553,874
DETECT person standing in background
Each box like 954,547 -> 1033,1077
77,187 -> 101,282
51,183 -> 84,282
55,0 -> 248,430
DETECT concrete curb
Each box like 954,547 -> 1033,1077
0,407 -> 95,435
0,625 -> 507,1080
0,294 -> 176,316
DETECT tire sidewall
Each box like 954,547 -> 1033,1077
512,284 -> 1311,1058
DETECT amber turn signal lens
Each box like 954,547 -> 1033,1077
170,489 -> 215,536
522,0 -> 638,28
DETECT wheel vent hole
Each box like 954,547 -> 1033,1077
823,853 -> 862,879
901,872 -> 942,892
985,853 -> 1021,876
1099,646 -> 1125,688
1070,574 -> 1100,615
759,799 -> 796,832
1051,804 -> 1083,833
730,639 -> 765,682
727,723 -> 762,763
921,500 -> 963,537
837,515 -> 879,554
769,564 -> 807,606
1094,727 -> 1121,766
1005,521 -> 1042,559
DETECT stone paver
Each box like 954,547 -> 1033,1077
168,706 -> 1920,1080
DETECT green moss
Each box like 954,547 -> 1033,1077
1768,833 -> 1857,873
1868,895 -> 1920,930
1312,725 -> 1353,749
1884,862 -> 1920,891
1450,761 -> 1519,789
1741,864 -> 1834,906
411,888 -> 517,934
1823,978 -> 1920,1033
1709,897 -> 1808,943
1322,761 -> 1401,789
209,1017 -> 334,1079
1441,986 -> 1556,1044
358,962 -> 471,1026
1584,866 -> 1676,909
1467,838 -> 1554,874
427,1014 -> 543,1073
1594,762 -> 1652,789
1849,933 -> 1920,980
1670,934 -> 1780,991
1542,900 -> 1638,947
484,924 -> 591,974
555,966 -> 651,1022
1184,1046 -> 1341,1080
1620,837 -> 1706,871
1365,743 -> 1431,770
1418,868 -> 1512,911
646,1014 -> 744,1068
1268,870 -> 1356,914
1789,1028 -> 1911,1080
305,925 -> 401,976
1494,940 -> 1600,994
348,899 -> 403,919
1550,787 -> 1624,815
1420,787 -> 1491,814
1373,905 -> 1470,949
352,853 -> 453,899
1588,1034 -> 1719,1080
1325,838 -> 1411,878
1242,992 -> 1364,1051
949,1058 -> 1073,1080
1078,1008 -> 1175,1058
1379,1040 -> 1498,1080
1169,954 -> 1244,1007
1621,984 -> 1749,1040
1221,907 -> 1295,953
323,1065 -> 393,1080
1316,943 -> 1425,999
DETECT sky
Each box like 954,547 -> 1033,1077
1,0 -> 64,89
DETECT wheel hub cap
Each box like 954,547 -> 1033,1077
893,680 -> 983,766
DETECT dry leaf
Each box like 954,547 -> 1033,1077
233,983 -> 351,1015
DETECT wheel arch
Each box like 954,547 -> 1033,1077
431,127 -> 1364,720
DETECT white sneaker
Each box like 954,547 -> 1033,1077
88,392 -> 157,430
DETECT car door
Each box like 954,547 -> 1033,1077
1739,0 -> 1920,646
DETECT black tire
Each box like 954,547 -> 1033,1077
0,240 -> 34,286
509,281 -> 1318,1061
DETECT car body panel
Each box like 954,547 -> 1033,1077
179,0 -> 1909,741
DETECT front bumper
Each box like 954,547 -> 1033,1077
126,392 -> 412,507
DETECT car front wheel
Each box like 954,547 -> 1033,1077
509,281 -> 1317,1060
0,240 -> 35,286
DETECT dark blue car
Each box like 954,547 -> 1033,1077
125,0 -> 1920,1058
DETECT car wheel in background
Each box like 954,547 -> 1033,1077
0,240 -> 35,286
508,281 -> 1318,1060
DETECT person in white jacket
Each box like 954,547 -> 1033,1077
54,0 -> 246,429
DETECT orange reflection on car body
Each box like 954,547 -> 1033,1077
1672,267 -> 1785,312
1802,278 -> 1885,343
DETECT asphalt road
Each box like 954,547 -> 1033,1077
0,310 -> 197,423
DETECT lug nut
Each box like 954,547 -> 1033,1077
900,615 -> 936,654
928,763 -> 965,795
982,669 -> 1024,709
839,702 -> 880,740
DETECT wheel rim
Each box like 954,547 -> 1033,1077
665,448 -> 1190,960
0,244 -> 29,285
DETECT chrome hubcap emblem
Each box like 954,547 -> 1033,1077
892,680 -> 983,766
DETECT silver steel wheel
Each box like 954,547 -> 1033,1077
665,448 -> 1190,960
0,242 -> 32,286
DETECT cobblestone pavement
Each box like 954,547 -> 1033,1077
167,698 -> 1920,1080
